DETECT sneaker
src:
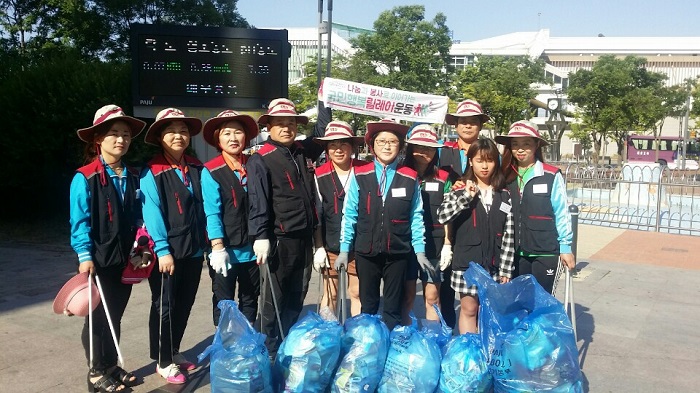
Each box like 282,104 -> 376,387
173,353 -> 196,371
156,363 -> 186,384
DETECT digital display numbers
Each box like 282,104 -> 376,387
131,25 -> 288,109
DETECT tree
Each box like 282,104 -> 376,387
347,5 -> 453,95
0,0 -> 250,60
567,55 -> 666,163
454,55 -> 547,136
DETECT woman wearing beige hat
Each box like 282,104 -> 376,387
401,124 -> 453,324
312,120 -> 366,316
495,120 -> 575,294
70,104 -> 146,391
200,110 -> 261,326
140,108 -> 205,384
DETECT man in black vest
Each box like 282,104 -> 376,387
247,98 -> 320,358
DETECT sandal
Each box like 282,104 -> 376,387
110,366 -> 138,387
87,371 -> 126,392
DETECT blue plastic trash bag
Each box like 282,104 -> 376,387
439,333 -> 492,393
332,313 -> 390,393
421,304 -> 453,352
465,262 -> 583,393
273,311 -> 343,392
377,313 -> 441,393
198,300 -> 272,393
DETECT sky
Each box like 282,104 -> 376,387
236,0 -> 700,41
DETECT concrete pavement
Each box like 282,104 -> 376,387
0,224 -> 699,392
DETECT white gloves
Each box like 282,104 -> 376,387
209,248 -> 231,277
439,247 -> 453,271
416,252 -> 436,278
254,239 -> 271,265
313,247 -> 330,272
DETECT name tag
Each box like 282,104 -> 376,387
425,182 -> 439,192
533,183 -> 548,194
391,188 -> 406,198
499,202 -> 511,214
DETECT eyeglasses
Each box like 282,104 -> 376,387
375,139 -> 400,147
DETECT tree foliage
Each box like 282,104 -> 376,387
1,0 -> 250,60
0,0 -> 250,218
347,5 -> 453,95
454,55 -> 546,136
567,55 -> 667,163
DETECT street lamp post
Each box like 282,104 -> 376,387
545,88 -> 568,162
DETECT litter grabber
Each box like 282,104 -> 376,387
94,274 -> 125,368
156,272 -> 187,384
336,265 -> 348,324
316,268 -> 325,314
262,262 -> 285,341
564,267 -> 578,342
552,260 -> 577,342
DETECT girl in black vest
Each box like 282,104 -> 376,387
70,105 -> 146,392
141,108 -> 205,385
401,124 -> 454,324
337,119 -> 431,331
495,120 -> 576,294
201,110 -> 261,326
437,138 -> 516,334
312,120 -> 366,315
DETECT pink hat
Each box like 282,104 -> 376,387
407,124 -> 443,148
76,105 -> 146,143
144,108 -> 203,146
364,118 -> 410,146
495,120 -> 549,146
52,272 -> 101,317
202,110 -> 260,148
314,120 -> 363,144
257,98 -> 309,126
444,99 -> 490,125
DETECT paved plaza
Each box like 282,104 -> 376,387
1,224 -> 699,392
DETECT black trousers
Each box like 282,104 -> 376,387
355,252 -> 409,331
258,235 -> 312,358
208,260 -> 260,326
514,254 -> 560,294
148,256 -> 203,367
439,267 -> 457,328
81,265 -> 132,373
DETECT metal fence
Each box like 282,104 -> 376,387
560,163 -> 700,236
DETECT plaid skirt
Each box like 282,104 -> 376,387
450,269 -> 478,297
451,267 -> 500,297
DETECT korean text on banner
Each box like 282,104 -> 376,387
320,78 -> 449,123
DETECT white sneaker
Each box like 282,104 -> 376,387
156,363 -> 186,384
173,353 -> 196,371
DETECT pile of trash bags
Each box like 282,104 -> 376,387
198,300 -> 272,392
378,313 -> 442,392
332,313 -> 390,392
201,263 -> 582,393
273,310 -> 343,392
466,262 -> 583,393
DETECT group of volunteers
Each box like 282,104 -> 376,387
66,96 -> 575,392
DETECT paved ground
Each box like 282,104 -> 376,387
1,224 -> 699,392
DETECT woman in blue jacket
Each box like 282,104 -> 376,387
70,105 -> 145,392
201,110 -> 260,326
336,118 -> 430,331
141,108 -> 205,385
495,120 -> 575,294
